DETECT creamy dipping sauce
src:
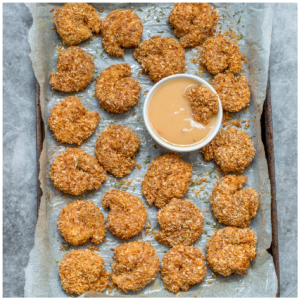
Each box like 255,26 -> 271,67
148,78 -> 218,147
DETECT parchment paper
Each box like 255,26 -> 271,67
25,3 -> 277,297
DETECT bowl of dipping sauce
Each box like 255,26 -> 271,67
143,74 -> 222,152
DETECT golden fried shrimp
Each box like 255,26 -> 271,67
201,127 -> 255,173
133,36 -> 186,82
185,84 -> 219,124
59,249 -> 110,295
95,124 -> 141,177
102,9 -> 143,57
111,241 -> 160,292
49,46 -> 95,92
213,72 -> 251,112
95,64 -> 141,113
142,153 -> 192,209
49,148 -> 107,195
48,97 -> 100,145
201,36 -> 243,75
102,189 -> 147,239
161,245 -> 206,293
206,227 -> 257,276
58,200 -> 106,245
142,153 -> 193,208
54,3 -> 102,46
210,175 -> 259,227
169,3 -> 217,48
155,199 -> 204,247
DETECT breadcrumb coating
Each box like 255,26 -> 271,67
201,36 -> 243,75
95,124 -> 141,177
133,36 -> 186,82
50,148 -> 107,195
48,97 -> 100,145
161,245 -> 206,293
54,3 -> 102,46
206,227 -> 257,276
49,46 -> 95,92
210,175 -> 259,227
112,241 -> 160,292
155,198 -> 204,247
213,72 -> 251,112
102,9 -> 143,57
169,3 -> 217,48
142,153 -> 193,208
58,200 -> 106,246
201,127 -> 255,173
185,84 -> 219,124
95,64 -> 141,113
102,189 -> 147,239
59,249 -> 110,295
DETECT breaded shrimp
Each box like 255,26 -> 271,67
59,249 -> 110,295
102,9 -> 143,57
206,227 -> 257,276
54,3 -> 102,45
95,64 -> 141,113
133,36 -> 186,82
185,84 -> 219,124
169,3 -> 217,48
111,241 -> 160,292
155,198 -> 204,247
213,72 -> 250,112
58,200 -> 106,245
49,148 -> 107,195
201,36 -> 243,75
201,127 -> 255,173
210,175 -> 259,227
48,96 -> 100,145
161,245 -> 206,293
102,189 -> 147,239
49,46 -> 94,92
142,153 -> 192,208
95,124 -> 141,177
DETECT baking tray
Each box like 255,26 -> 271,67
35,72 -> 280,296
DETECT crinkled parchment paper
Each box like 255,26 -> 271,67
25,3 -> 277,297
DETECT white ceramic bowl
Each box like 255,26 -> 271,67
143,74 -> 222,152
